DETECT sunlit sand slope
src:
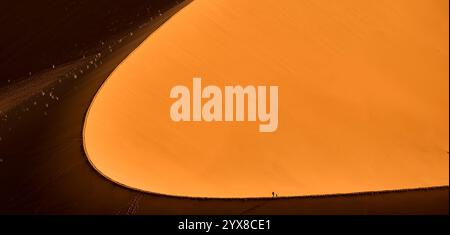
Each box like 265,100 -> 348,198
84,0 -> 449,198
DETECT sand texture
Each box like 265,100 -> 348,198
84,0 -> 449,198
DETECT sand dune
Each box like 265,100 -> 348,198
84,0 -> 449,198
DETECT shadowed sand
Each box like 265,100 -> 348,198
84,0 -> 449,198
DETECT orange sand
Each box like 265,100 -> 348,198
83,0 -> 449,198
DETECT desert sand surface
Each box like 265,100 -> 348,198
0,0 -> 448,214
84,0 -> 449,198
0,0 -> 178,87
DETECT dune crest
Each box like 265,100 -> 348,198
84,0 -> 449,198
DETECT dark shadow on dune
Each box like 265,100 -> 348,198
0,0 -> 180,88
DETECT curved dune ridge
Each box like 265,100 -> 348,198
83,0 -> 449,198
